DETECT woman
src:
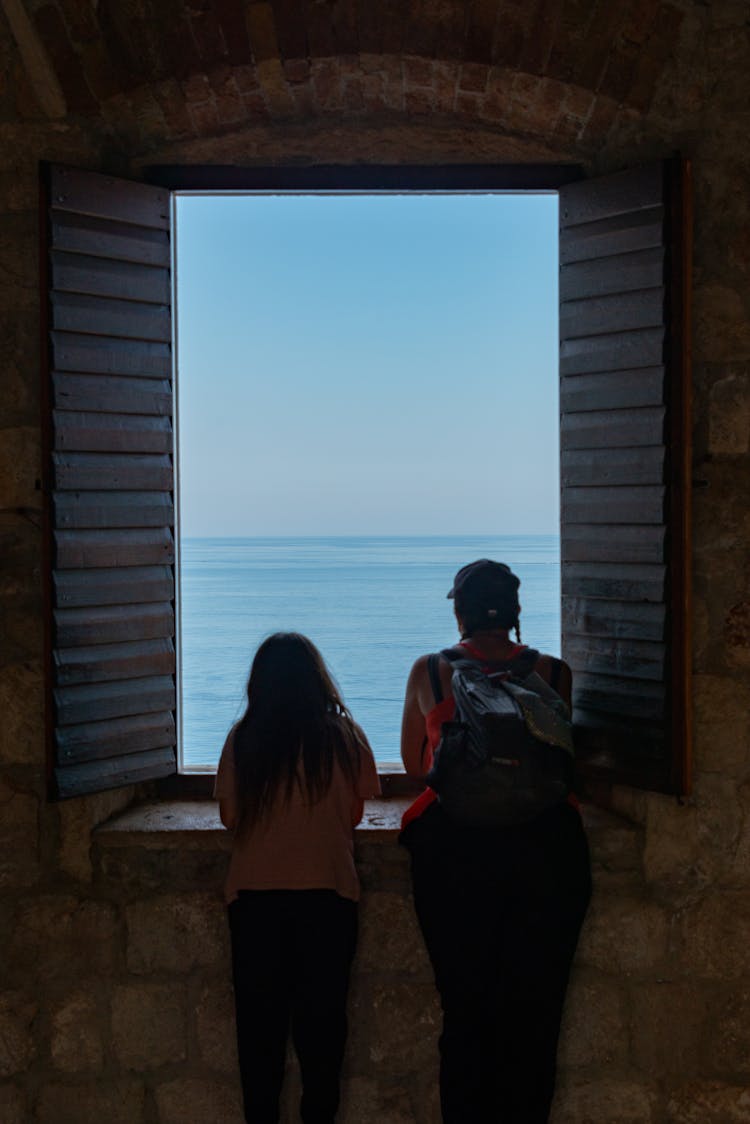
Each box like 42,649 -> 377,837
215,633 -> 380,1124
400,560 -> 591,1124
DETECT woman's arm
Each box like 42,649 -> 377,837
401,656 -> 430,777
214,727 -> 238,831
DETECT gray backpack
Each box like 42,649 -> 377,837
425,648 -> 574,828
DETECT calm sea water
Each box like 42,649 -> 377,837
179,536 -> 560,770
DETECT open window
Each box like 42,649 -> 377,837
41,161 -> 691,800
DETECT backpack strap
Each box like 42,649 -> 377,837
427,653 -> 444,705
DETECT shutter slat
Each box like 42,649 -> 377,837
561,407 -> 665,448
562,485 -> 665,525
53,373 -> 172,416
55,638 -> 175,686
560,368 -> 664,413
54,675 -> 175,725
560,247 -> 664,301
45,165 -> 176,798
565,636 -> 665,681
53,452 -> 172,491
54,566 -> 173,607
56,711 -> 175,764
55,492 -> 174,529
560,326 -> 665,376
50,166 -> 170,229
51,251 -> 170,304
562,597 -> 666,641
53,411 -> 172,453
54,747 -> 176,799
562,524 -> 666,564
51,211 -> 170,266
51,331 -> 170,377
55,602 -> 174,646
54,528 -> 174,569
560,160 -> 690,795
562,562 -> 666,601
562,448 -> 665,486
561,287 -> 665,339
51,293 -> 171,342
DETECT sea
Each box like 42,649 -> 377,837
179,535 -> 560,771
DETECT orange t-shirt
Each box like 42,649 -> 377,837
215,726 -> 381,904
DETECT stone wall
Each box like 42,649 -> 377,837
2,1 -> 750,1121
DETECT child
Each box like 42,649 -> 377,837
215,632 -> 380,1124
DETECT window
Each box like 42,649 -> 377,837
41,161 -> 691,800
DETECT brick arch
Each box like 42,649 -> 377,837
9,0 -> 684,158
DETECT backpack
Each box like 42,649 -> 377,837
425,647 -> 574,828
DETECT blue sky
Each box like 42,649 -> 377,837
175,192 -> 559,537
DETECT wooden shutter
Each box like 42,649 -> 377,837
559,159 -> 691,795
42,165 -> 177,798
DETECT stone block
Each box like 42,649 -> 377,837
349,982 -> 440,1073
58,786 -> 135,882
630,981 -> 713,1077
36,1079 -> 145,1124
195,981 -> 238,1073
126,893 -> 227,973
0,991 -> 36,1077
666,1081 -> 750,1122
0,427 -> 39,509
552,1077 -> 656,1123
357,891 -> 429,976
576,893 -> 669,974
0,661 -> 43,765
0,1084 -> 26,1124
557,971 -> 629,1069
155,1077 -> 244,1124
709,370 -> 750,453
9,896 -> 119,980
694,283 -> 750,363
706,985 -> 750,1075
693,673 -> 750,773
338,1075 -> 414,1124
50,989 -> 104,1073
111,982 -> 187,1069
0,778 -> 39,891
676,892 -> 750,978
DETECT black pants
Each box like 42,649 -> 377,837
228,889 -> 358,1124
402,801 -> 591,1124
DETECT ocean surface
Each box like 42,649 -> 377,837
179,536 -> 560,771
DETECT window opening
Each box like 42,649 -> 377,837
174,192 -> 559,772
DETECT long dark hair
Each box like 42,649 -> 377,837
231,633 -> 363,837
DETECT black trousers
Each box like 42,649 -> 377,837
228,889 -> 358,1124
402,801 -> 591,1124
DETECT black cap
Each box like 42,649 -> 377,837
446,559 -> 520,601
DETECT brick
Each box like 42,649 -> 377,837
0,662 -> 43,765
725,601 -> 750,667
0,427 -> 40,509
283,59 -> 311,85
10,896 -> 119,980
195,981 -> 237,1073
709,370 -> 750,455
306,1 -> 335,57
33,4 -> 97,113
554,1077 -> 656,1123
349,981 -> 440,1072
458,61 -> 489,92
339,1075 -> 414,1124
126,894 -> 227,974
706,985 -> 750,1074
0,779 -> 39,891
576,893 -> 669,973
666,1082 -> 750,1123
188,99 -> 221,136
189,6 -> 228,68
36,1080 -> 144,1124
0,1084 -> 25,1124
402,55 -> 434,88
214,0 -> 254,66
152,79 -> 194,138
465,0 -> 499,65
677,893 -> 750,978
0,991 -> 36,1077
51,989 -> 104,1073
557,971 -> 629,1069
245,2 -> 280,64
357,891 -> 429,975
631,982 -> 713,1077
155,1078 -> 244,1124
111,982 -> 187,1069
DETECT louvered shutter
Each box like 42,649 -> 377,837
43,165 -> 177,798
559,159 -> 691,794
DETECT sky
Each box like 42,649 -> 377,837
175,192 -> 559,537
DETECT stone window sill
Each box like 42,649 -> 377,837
95,797 -> 412,847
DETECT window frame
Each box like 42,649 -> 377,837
42,159 -> 691,803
